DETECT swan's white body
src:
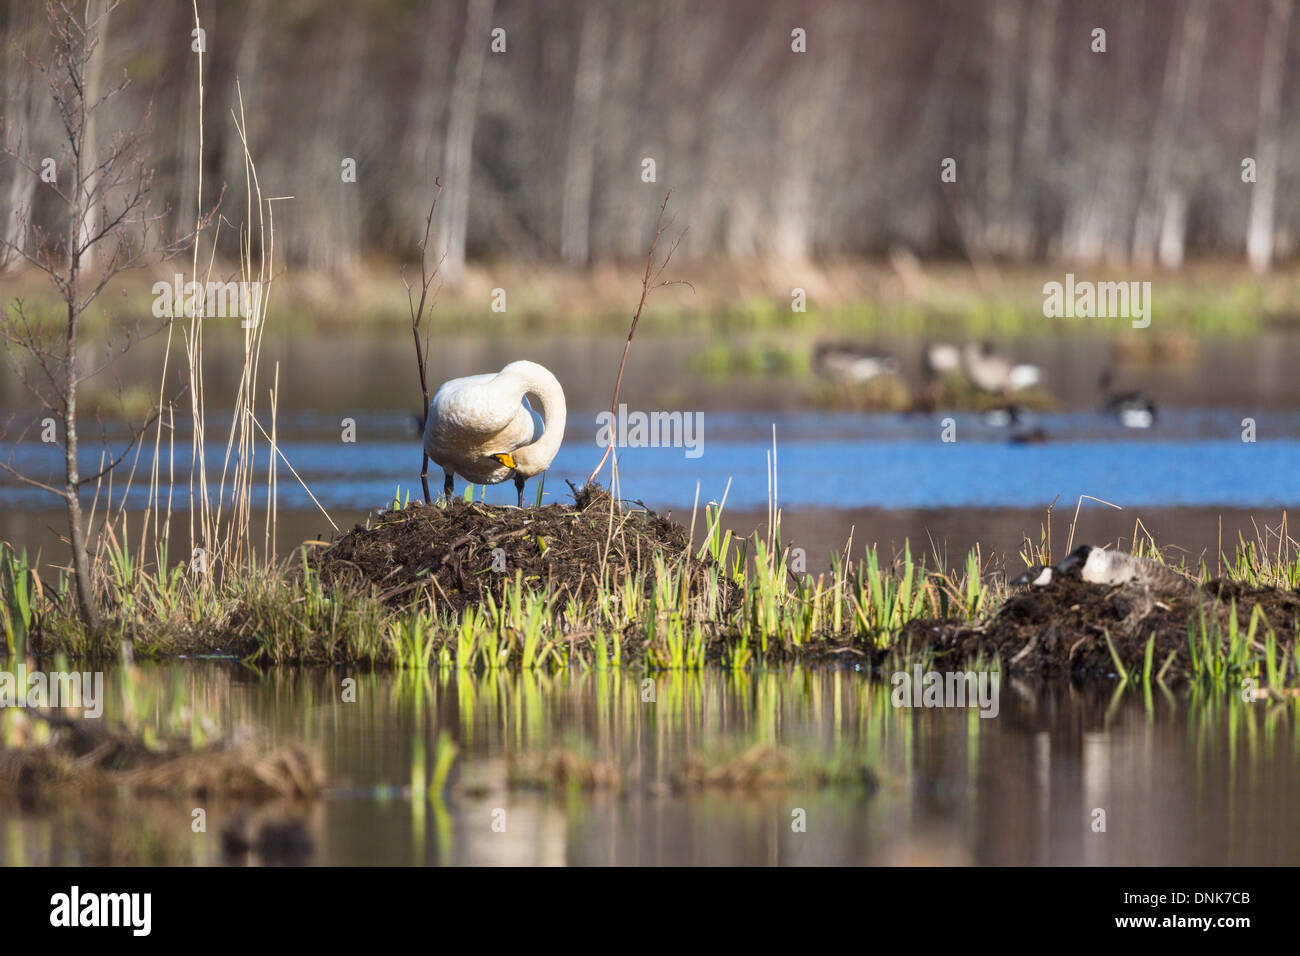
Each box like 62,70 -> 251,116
423,360 -> 566,502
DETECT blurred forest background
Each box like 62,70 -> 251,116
2,0 -> 1298,283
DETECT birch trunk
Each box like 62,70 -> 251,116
1131,0 -> 1209,266
560,1 -> 608,265
75,0 -> 109,273
437,0 -> 494,281
1247,0 -> 1294,274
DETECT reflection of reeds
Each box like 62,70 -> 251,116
474,671 -> 883,795
0,710 -> 323,801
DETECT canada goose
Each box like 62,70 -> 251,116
982,403 -> 1023,427
921,341 -> 961,380
814,342 -> 900,383
1011,565 -> 1053,587
961,342 -> 1041,393
981,403 -> 1048,442
1098,368 -> 1156,429
1054,545 -> 1193,592
424,360 -> 566,507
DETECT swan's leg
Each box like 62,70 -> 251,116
514,474 -> 526,508
443,471 -> 454,502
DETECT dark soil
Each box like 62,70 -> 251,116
313,486 -> 695,611
901,575 -> 1300,680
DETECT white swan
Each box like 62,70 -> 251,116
423,360 -> 567,507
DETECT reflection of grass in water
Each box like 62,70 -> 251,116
375,636 -> 1300,814
432,669 -> 887,795
0,660 -> 322,866
389,663 -> 1283,816
504,740 -> 877,794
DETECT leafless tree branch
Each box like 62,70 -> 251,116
585,190 -> 693,488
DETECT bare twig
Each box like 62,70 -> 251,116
1065,494 -> 1124,554
402,178 -> 446,504
585,190 -> 692,488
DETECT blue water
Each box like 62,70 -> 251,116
1,409 -> 1296,513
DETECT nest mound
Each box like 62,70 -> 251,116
313,486 -> 692,611
903,575 -> 1300,680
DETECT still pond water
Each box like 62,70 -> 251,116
3,334 -> 1299,866
4,665 -> 1297,866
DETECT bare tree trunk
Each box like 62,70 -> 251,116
219,0 -> 266,217
1104,5 -> 1149,264
321,23 -> 365,272
560,0 -> 609,265
1131,0 -> 1209,266
771,5 -> 852,261
437,0 -> 494,281
1248,0 -> 1294,274
65,113 -> 100,634
63,298 -> 99,634
771,88 -> 814,262
1,8 -> 43,265
983,0 -> 1020,257
1017,0 -> 1058,258
400,3 -> 452,240
1157,189 -> 1188,268
605,4 -> 654,257
75,0 -> 109,273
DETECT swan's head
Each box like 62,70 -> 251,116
494,361 -> 566,478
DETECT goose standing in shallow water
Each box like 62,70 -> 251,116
982,403 -> 1048,443
423,360 -> 566,507
1098,368 -> 1156,429
921,341 -> 961,380
982,403 -> 1023,428
961,342 -> 1041,393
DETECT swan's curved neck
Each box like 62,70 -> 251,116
507,362 -> 566,476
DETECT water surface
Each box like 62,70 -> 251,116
3,665 -> 1296,866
